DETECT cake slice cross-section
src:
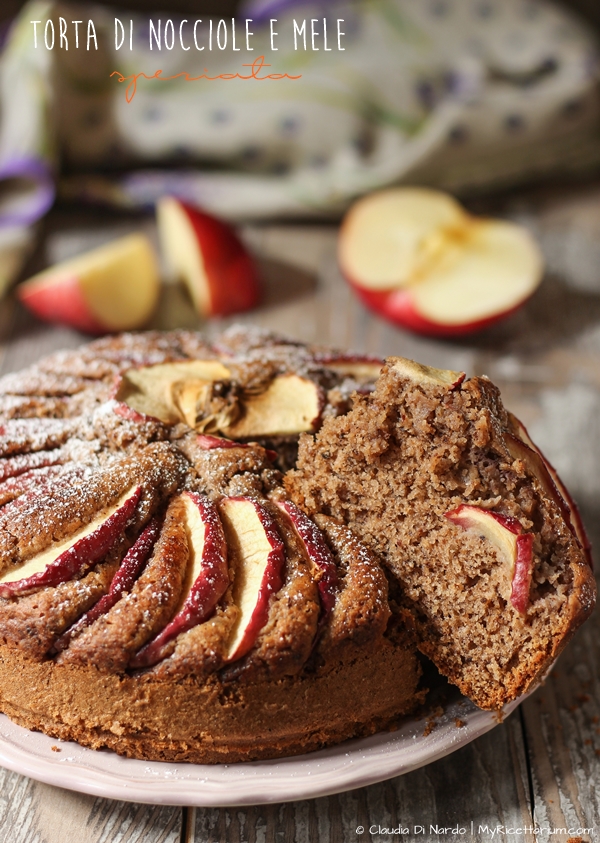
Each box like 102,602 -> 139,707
286,356 -> 596,709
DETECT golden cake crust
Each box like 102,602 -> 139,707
0,329 -> 593,761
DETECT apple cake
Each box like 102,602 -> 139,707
0,327 -> 593,762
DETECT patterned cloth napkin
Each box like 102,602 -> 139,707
0,0 -> 599,293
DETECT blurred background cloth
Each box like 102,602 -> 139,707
0,0 -> 599,293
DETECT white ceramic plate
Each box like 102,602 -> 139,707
0,692 -> 521,807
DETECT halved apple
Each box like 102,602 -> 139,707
113,359 -> 231,424
219,497 -> 285,661
53,515 -> 161,652
224,374 -> 324,438
157,196 -> 260,318
0,486 -> 142,597
339,188 -> 543,336
18,234 -> 160,334
445,504 -> 534,614
131,493 -> 229,668
275,500 -> 338,616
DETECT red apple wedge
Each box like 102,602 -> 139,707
53,515 -> 161,652
506,413 -> 592,568
131,494 -> 229,668
157,196 -> 260,318
339,188 -> 543,336
18,234 -> 160,334
275,500 -> 338,617
445,505 -> 534,614
219,497 -> 285,661
0,486 -> 142,597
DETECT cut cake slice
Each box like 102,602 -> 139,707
286,357 -> 596,709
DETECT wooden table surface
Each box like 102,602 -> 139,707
0,183 -> 598,843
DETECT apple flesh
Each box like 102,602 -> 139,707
113,360 -> 323,439
131,493 -> 229,668
219,497 -> 285,661
506,413 -> 592,568
275,500 -> 338,617
0,486 -> 142,597
224,374 -> 324,439
445,504 -> 534,614
316,354 -> 384,384
354,285 -> 528,337
53,515 -> 161,652
113,359 -> 231,424
157,196 -> 260,318
390,357 -> 465,389
171,379 -> 213,428
339,188 -> 543,336
18,234 -> 160,334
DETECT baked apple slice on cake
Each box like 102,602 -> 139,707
113,358 -> 325,439
131,494 -> 229,668
219,497 -> 286,662
53,517 -> 162,653
57,495 -> 192,672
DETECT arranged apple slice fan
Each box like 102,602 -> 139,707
0,351 -> 379,681
0,458 -> 338,673
0,329 -> 592,763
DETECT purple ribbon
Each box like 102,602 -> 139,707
0,157 -> 55,227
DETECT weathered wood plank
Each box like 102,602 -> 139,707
0,766 -> 183,843
521,597 -> 600,843
187,712 -> 533,843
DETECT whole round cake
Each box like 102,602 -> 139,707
0,327 -> 593,762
